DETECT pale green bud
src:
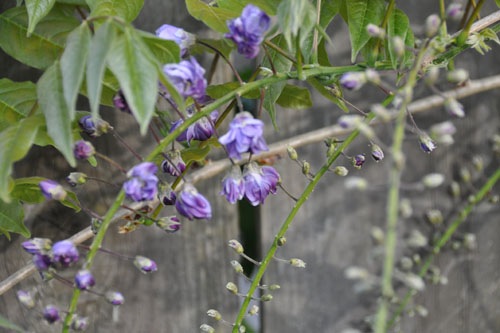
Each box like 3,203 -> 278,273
249,305 -> 260,316
334,166 -> 349,176
261,294 -> 273,302
302,161 -> 311,176
225,282 -> 238,294
230,260 -> 244,274
425,14 -> 441,37
447,69 -> 468,83
422,173 -> 445,188
228,239 -> 244,254
269,284 -> 281,291
425,209 -> 443,225
286,146 -> 298,160
207,309 -> 222,321
200,324 -> 215,333
277,237 -> 286,246
289,258 -> 306,268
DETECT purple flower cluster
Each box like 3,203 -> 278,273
170,110 -> 218,143
175,184 -> 212,220
225,5 -> 270,59
156,24 -> 194,57
22,239 -> 79,271
163,57 -> 207,101
218,112 -> 269,160
123,162 -> 159,202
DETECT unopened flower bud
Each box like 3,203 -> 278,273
460,167 -> 471,183
400,198 -> 413,218
134,255 -> 158,274
344,266 -> 369,280
207,309 -> 222,321
228,239 -> 244,254
338,115 -> 362,129
225,282 -> 238,294
302,160 -> 311,176
371,144 -> 384,162
449,181 -> 461,198
444,98 -> 465,118
159,184 -> 177,206
365,69 -> 380,84
269,284 -> 281,290
407,229 -> 428,248
447,69 -> 468,84
39,180 -> 67,201
286,146 -> 298,160
425,209 -> 443,225
73,140 -> 95,160
430,121 -> 456,138
239,326 -> 247,333
472,156 -> 484,172
105,291 -> 125,306
415,305 -> 429,318
391,36 -> 405,57
156,216 -> 181,233
230,260 -> 244,274
161,150 -> 186,177
370,226 -> 384,245
79,115 -> 112,137
371,104 -> 392,122
91,218 -> 102,234
419,134 -> 437,153
289,258 -> 306,268
43,305 -> 60,324
366,24 -> 385,38
422,173 -> 445,188
277,237 -> 286,246
200,324 -> 215,333
17,290 -> 35,308
400,257 -> 413,270
75,270 -> 95,290
113,89 -> 131,113
352,154 -> 366,169
463,233 -> 477,250
66,172 -> 87,187
399,272 -> 425,291
339,72 -> 367,91
70,315 -> 89,331
446,3 -> 464,20
52,240 -> 79,267
261,294 -> 273,302
425,66 -> 440,85
334,166 -> 349,176
425,14 -> 441,37
22,238 -> 52,255
249,305 -> 260,315
344,177 -> 368,190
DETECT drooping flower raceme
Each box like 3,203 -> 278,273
220,166 -> 245,204
123,162 -> 159,202
218,112 -> 269,160
156,24 -> 194,57
170,110 -> 218,143
163,57 -> 207,101
242,162 -> 280,206
175,184 -> 212,220
225,4 -> 270,59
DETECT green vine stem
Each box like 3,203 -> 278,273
232,111 -> 380,332
456,0 -> 486,45
373,41 -> 429,333
387,166 -> 500,329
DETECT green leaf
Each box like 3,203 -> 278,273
25,0 -> 56,36
186,0 -> 236,32
87,0 -> 144,22
496,0 -> 500,8
277,0 -> 316,51
0,197 -> 29,239
107,28 -> 158,135
57,0 -> 88,4
262,35 -> 293,129
61,22 -> 91,117
0,79 -> 37,131
139,32 -> 180,65
61,189 -> 81,212
216,0 -> 281,15
387,8 -> 413,69
181,143 -> 211,163
0,314 -> 25,332
0,5 -> 80,69
307,77 -> 348,112
86,20 -> 116,119
0,116 -> 43,202
345,0 -> 385,62
37,60 -> 76,167
10,177 -> 46,203
276,84 -> 312,109
207,82 -> 260,99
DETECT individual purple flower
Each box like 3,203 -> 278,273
134,255 -> 158,274
52,240 -> 79,267
161,150 -> 186,176
170,110 -> 218,143
22,238 -> 52,255
156,24 -> 194,57
71,315 -> 89,331
156,216 -> 181,233
43,305 -> 60,324
218,112 -> 269,160
444,98 -> 465,118
123,162 -> 159,202
220,166 -> 245,204
163,57 -> 207,101
340,72 -> 367,91
225,5 -> 270,59
175,183 -> 212,220
419,134 -> 437,153
352,154 -> 366,169
78,115 -> 112,137
39,180 -> 67,201
242,162 -> 280,206
371,144 -> 385,162
105,291 -> 125,306
75,270 -> 95,290
113,89 -> 131,113
73,140 -> 95,160
447,3 -> 464,20
33,254 -> 52,271
17,290 -> 35,309
159,184 -> 177,206
66,172 -> 87,187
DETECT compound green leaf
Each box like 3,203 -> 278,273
276,84 -> 312,109
277,0 -> 316,50
0,5 -> 79,69
10,177 -> 45,203
216,0 -> 281,15
207,82 -> 260,99
25,0 -> 56,36
139,32 -> 180,65
87,0 -> 144,22
0,79 -> 37,131
37,61 -> 76,167
186,0 -> 236,32
387,8 -> 413,69
0,199 -> 29,240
